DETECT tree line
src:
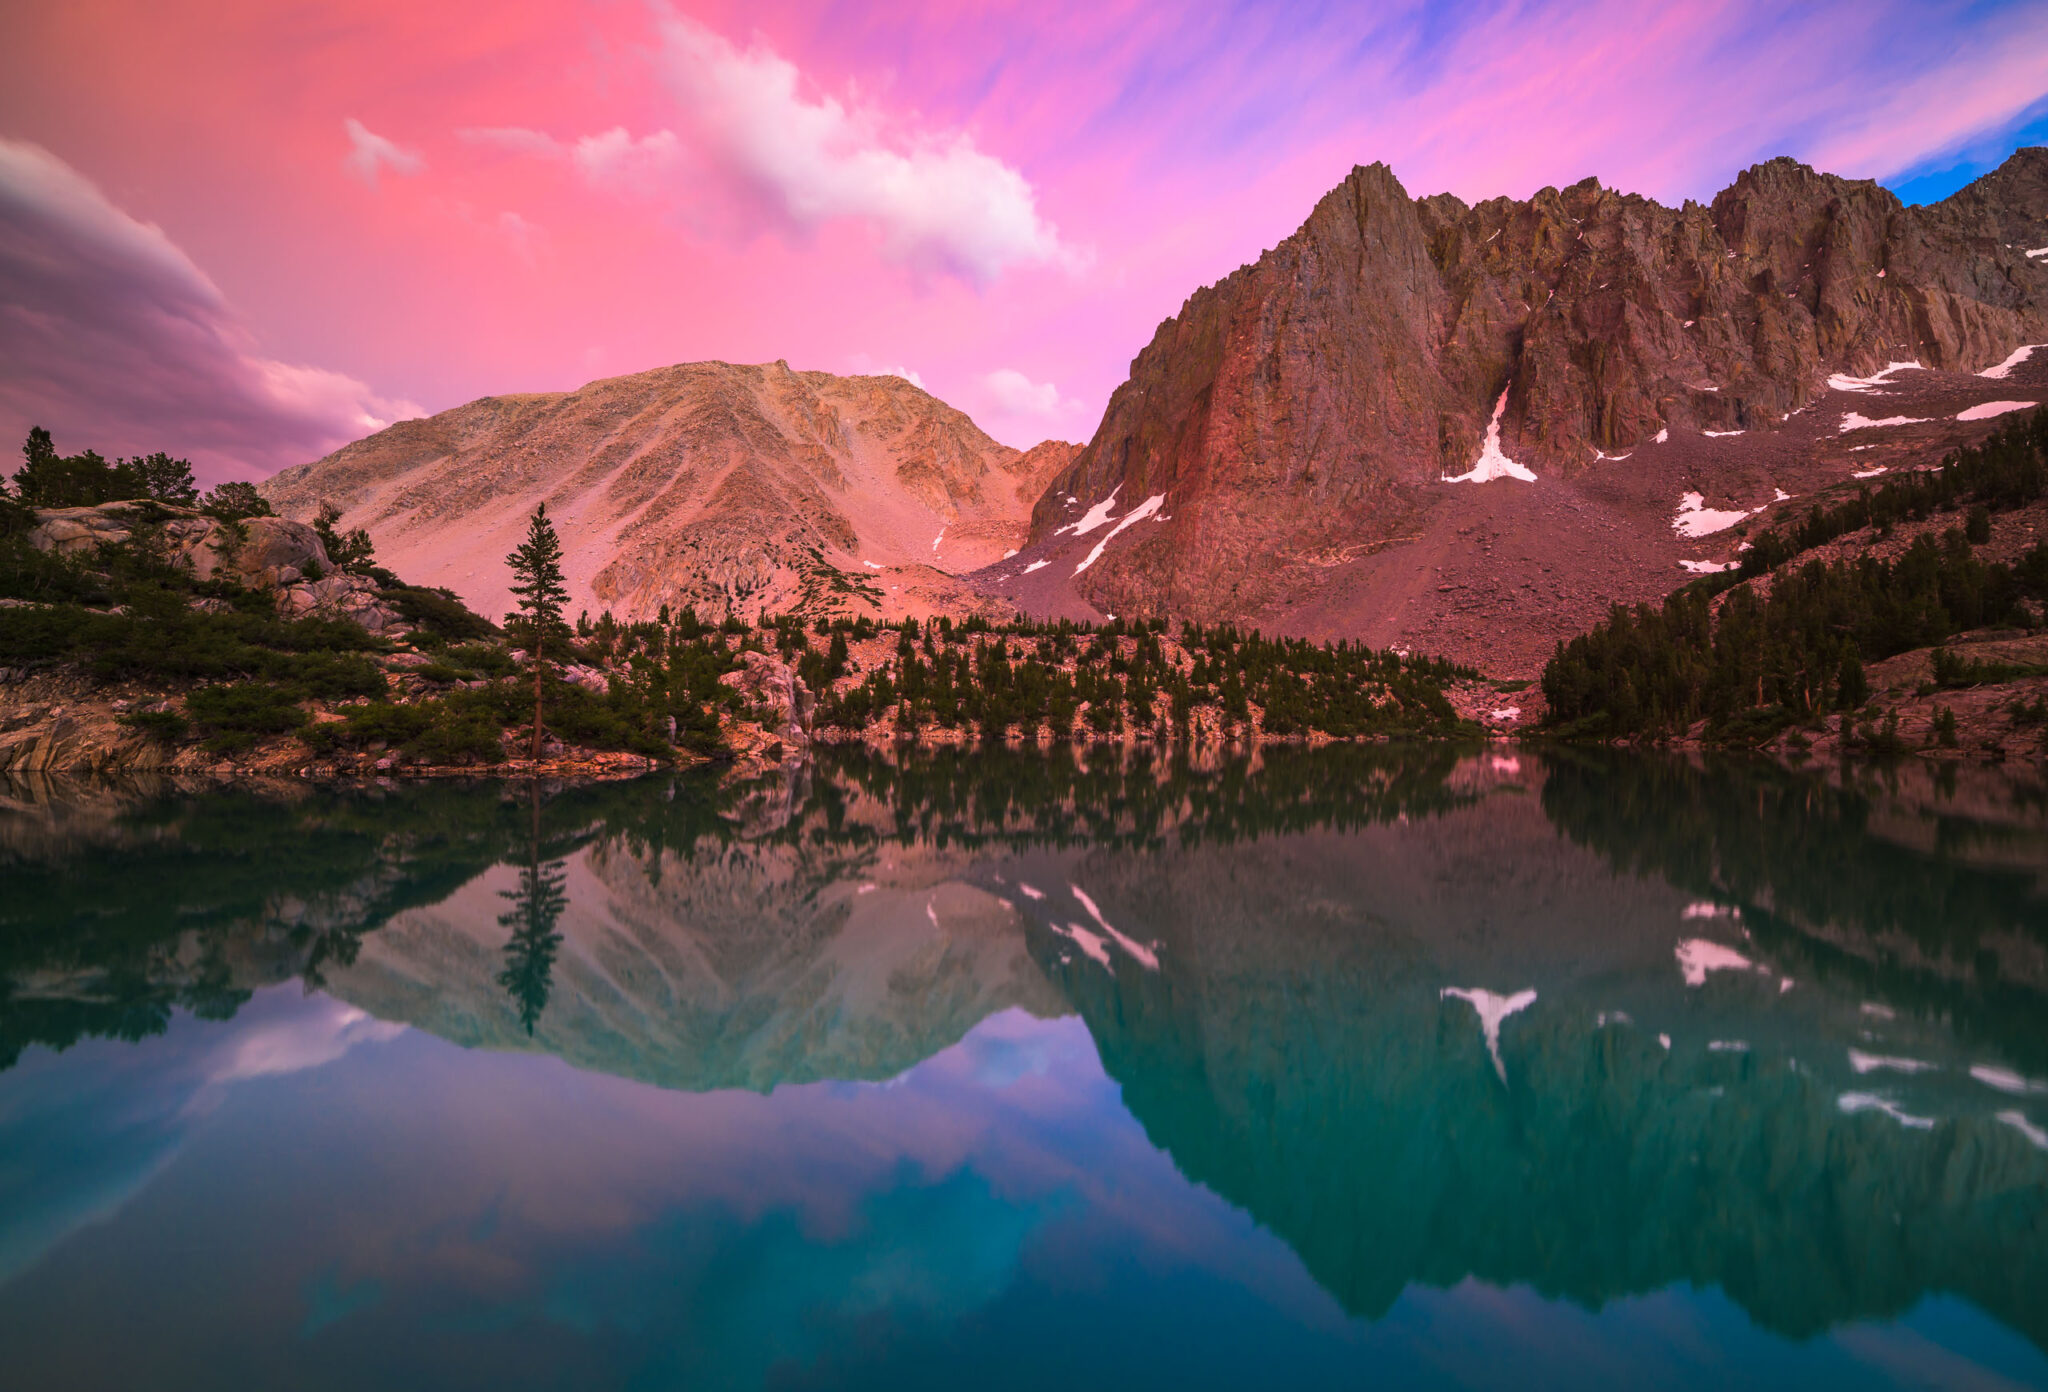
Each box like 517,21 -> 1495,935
1541,407 -> 2048,742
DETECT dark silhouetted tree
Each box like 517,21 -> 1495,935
201,480 -> 273,520
313,501 -> 377,572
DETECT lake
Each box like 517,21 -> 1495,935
3,745 -> 2046,1390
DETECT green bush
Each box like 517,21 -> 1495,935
378,585 -> 497,642
407,705 -> 505,764
118,708 -> 189,744
184,682 -> 307,753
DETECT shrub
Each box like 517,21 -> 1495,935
184,682 -> 307,752
118,708 -> 189,744
377,585 -> 497,642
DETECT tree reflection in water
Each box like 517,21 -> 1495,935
496,783 -> 567,1036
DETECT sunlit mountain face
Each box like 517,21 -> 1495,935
2,748 -> 2045,1388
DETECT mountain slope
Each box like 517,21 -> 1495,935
978,150 -> 2048,670
261,360 -> 1075,625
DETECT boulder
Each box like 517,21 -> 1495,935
719,651 -> 815,753
277,574 -> 403,632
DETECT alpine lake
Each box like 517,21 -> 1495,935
3,743 -> 2046,1390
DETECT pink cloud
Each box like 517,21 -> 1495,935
0,0 -> 2041,478
342,117 -> 424,188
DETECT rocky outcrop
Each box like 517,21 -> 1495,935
23,501 -> 404,632
1021,149 -> 2048,627
260,360 -> 1078,626
29,503 -> 329,586
720,651 -> 815,756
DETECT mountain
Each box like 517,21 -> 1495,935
978,151 -> 2048,674
261,360 -> 1076,625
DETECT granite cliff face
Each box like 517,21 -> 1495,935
261,361 -> 1075,626
998,150 -> 2048,647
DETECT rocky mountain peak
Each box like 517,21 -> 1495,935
262,360 -> 1076,625
984,149 -> 2048,662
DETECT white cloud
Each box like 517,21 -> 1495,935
982,368 -> 1063,416
470,13 -> 1080,285
0,138 -> 422,480
846,354 -> 925,389
342,117 -> 425,188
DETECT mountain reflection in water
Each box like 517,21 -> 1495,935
1,745 -> 2045,1390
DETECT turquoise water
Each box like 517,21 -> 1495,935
2,746 -> 2046,1389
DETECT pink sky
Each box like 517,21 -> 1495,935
3,0 -> 2047,482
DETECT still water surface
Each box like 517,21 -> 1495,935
2,746 -> 2046,1389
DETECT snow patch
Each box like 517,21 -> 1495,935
1681,559 -> 1735,573
1676,937 -> 1753,987
861,560 -> 881,569
1049,920 -> 1112,970
1673,492 -> 1753,538
1839,1092 -> 1935,1129
931,527 -> 946,552
1703,429 -> 1744,437
1021,559 -> 1049,574
1070,884 -> 1159,970
1441,987 -> 1538,1083
1957,399 -> 2035,422
1840,413 -> 1928,432
1653,428 -> 1670,444
2000,1111 -> 2048,1150
1073,493 -> 1167,576
1487,706 -> 1521,722
1773,488 -> 1792,502
1442,390 -> 1537,483
2028,247 -> 2048,259
1018,883 -> 1045,901
1682,902 -> 1740,920
1852,467 -> 1888,479
1980,344 -> 2044,380
1971,1064 -> 2048,1096
1849,1050 -> 1937,1076
1056,489 -> 1122,537
1828,361 -> 1921,393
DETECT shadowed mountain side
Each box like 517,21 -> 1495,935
260,360 -> 1075,625
1001,802 -> 2048,1348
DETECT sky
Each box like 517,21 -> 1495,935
2,0 -> 2047,483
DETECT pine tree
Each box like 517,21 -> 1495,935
312,501 -> 377,572
506,502 -> 569,760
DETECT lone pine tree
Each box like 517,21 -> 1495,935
507,502 -> 569,760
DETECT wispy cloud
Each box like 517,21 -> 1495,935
0,139 -> 421,480
342,117 -> 424,188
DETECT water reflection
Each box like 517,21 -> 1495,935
1,746 -> 2045,1386
497,785 -> 567,1035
